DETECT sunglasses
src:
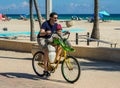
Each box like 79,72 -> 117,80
53,17 -> 58,19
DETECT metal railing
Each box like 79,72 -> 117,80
71,32 -> 117,48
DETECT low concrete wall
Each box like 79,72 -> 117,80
70,46 -> 120,62
0,39 -> 120,62
31,45 -> 120,63
0,39 -> 36,52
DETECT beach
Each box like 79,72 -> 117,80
0,19 -> 120,48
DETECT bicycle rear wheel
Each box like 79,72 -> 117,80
61,56 -> 81,83
32,51 -> 45,77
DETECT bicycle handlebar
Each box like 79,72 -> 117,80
52,31 -> 70,40
52,31 -> 74,52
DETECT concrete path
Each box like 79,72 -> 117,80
0,50 -> 120,88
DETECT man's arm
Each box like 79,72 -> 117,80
57,30 -> 62,35
39,29 -> 52,36
39,29 -> 46,36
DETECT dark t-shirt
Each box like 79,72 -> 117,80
37,20 -> 58,38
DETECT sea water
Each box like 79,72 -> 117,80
6,14 -> 120,21
0,28 -> 86,37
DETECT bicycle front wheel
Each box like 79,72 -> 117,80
61,56 -> 81,83
32,51 -> 45,77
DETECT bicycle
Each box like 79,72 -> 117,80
32,32 -> 81,83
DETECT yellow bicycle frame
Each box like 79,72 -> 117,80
48,45 -> 67,70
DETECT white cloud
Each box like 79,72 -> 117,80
22,1 -> 29,7
70,3 -> 80,7
65,2 -> 92,14
10,4 -> 17,8
70,3 -> 73,6
82,4 -> 90,8
70,2 -> 90,8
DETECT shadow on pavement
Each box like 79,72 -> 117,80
0,56 -> 32,61
0,72 -> 40,80
79,59 -> 120,71
0,72 -> 67,84
46,78 -> 68,84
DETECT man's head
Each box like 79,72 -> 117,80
49,12 -> 58,23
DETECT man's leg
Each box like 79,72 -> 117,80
37,38 -> 50,76
43,48 -> 48,71
43,39 -> 51,76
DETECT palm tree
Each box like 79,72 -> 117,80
30,0 -> 36,41
33,0 -> 42,28
91,0 -> 100,39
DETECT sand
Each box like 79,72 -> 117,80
0,19 -> 120,47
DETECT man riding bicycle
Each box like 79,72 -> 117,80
37,12 -> 68,77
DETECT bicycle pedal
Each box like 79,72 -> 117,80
38,62 -> 44,65
48,65 -> 55,72
54,60 -> 59,64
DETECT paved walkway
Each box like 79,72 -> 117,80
0,50 -> 120,88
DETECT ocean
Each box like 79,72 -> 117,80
6,14 -> 120,21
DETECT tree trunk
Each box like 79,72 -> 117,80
91,0 -> 100,39
30,0 -> 36,41
33,0 -> 42,28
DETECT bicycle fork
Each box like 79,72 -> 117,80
64,51 -> 73,70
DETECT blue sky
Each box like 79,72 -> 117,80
0,0 -> 120,14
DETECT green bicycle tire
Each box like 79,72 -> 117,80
61,56 -> 81,83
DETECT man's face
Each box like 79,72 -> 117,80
51,15 -> 58,23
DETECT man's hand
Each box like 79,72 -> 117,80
52,34 -> 59,39
65,31 -> 70,34
63,31 -> 70,35
46,30 -> 52,35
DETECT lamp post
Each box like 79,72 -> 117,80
33,0 -> 42,28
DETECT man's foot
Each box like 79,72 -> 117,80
43,71 -> 51,77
